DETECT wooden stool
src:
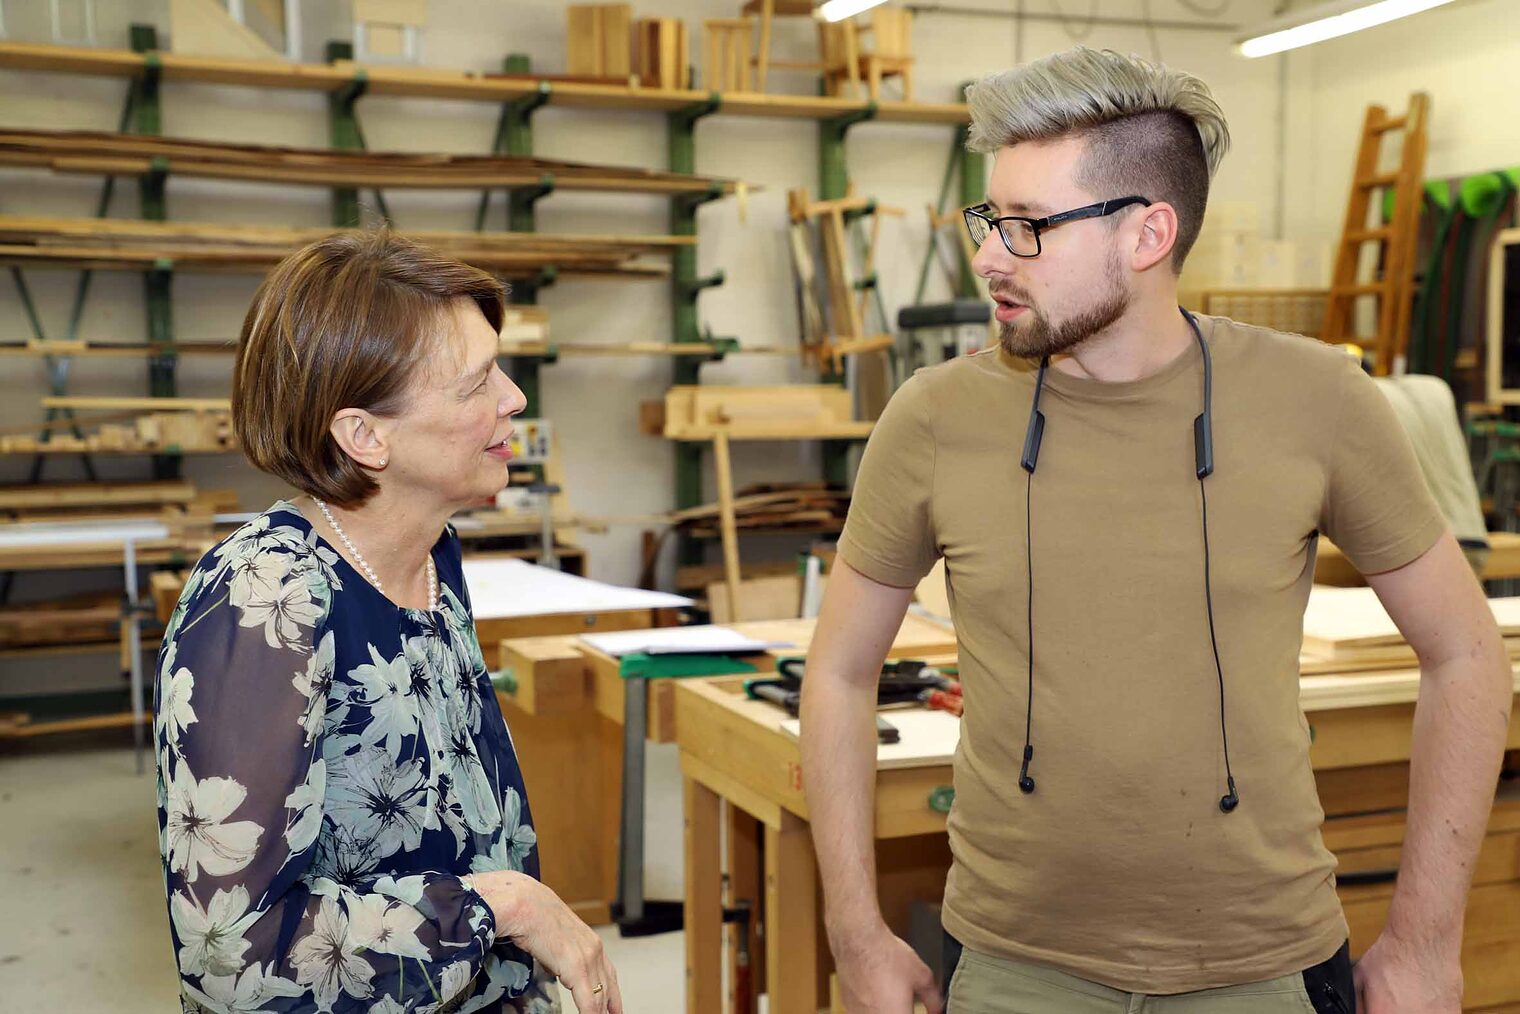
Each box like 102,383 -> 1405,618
703,18 -> 755,93
820,7 -> 914,102
745,0 -> 821,93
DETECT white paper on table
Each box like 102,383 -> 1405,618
580,624 -> 795,657
461,557 -> 691,620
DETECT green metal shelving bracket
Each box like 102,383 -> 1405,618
680,268 -> 725,301
668,97 -> 724,567
817,103 -> 876,486
477,57 -> 554,420
705,335 -> 740,360
956,170 -> 984,294
818,103 -> 876,202
955,83 -> 985,298
325,42 -> 367,229
128,25 -> 179,481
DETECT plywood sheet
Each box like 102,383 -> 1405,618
780,708 -> 960,768
1303,585 -> 1520,656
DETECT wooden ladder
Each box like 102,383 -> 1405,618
1320,92 -> 1430,375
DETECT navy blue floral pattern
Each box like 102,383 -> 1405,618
154,501 -> 558,1012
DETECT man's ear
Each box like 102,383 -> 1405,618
1131,201 -> 1180,273
330,408 -> 390,470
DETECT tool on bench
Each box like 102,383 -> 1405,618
744,657 -> 958,741
920,684 -> 963,717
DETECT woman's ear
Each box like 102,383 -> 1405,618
1131,202 -> 1180,273
330,409 -> 391,470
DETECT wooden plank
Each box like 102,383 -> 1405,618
0,709 -> 147,738
1303,585 -> 1520,655
708,574 -> 801,624
712,431 -> 743,623
41,396 -> 230,412
684,774 -> 724,1014
726,803 -> 764,1013
0,40 -> 969,123
0,480 -> 194,510
766,810 -> 821,1014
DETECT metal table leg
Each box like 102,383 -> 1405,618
612,675 -> 683,936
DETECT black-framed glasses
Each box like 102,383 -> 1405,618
964,196 -> 1152,258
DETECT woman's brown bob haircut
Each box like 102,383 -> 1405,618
233,230 -> 506,508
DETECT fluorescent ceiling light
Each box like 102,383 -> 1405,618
817,0 -> 890,23
1237,0 -> 1459,58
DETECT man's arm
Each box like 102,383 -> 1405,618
800,559 -> 943,1014
1356,532 -> 1515,1012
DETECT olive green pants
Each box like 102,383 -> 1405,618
948,948 -> 1337,1014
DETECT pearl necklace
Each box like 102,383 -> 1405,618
313,498 -> 437,611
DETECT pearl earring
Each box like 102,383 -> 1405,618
378,458 -> 387,467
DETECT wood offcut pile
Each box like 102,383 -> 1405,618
0,215 -> 687,279
0,128 -> 738,196
0,408 -> 235,455
673,482 -> 849,538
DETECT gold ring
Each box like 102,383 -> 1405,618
591,983 -> 605,995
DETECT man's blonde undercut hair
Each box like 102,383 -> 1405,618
967,47 -> 1231,270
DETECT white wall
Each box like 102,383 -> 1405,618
0,0 -> 1286,611
1281,0 -> 1520,257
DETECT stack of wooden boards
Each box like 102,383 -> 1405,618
673,481 -> 849,540
1300,584 -> 1520,677
0,216 -> 687,279
0,128 -> 735,196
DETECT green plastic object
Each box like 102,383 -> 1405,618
928,785 -> 955,814
490,668 -> 519,695
1458,171 -> 1510,218
618,653 -> 757,681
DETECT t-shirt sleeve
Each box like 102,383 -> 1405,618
1318,355 -> 1449,575
837,370 -> 939,588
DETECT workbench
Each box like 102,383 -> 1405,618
675,667 -> 1520,1014
494,612 -> 957,928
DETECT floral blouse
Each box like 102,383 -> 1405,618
153,501 -> 558,1013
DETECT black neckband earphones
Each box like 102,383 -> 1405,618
1018,307 -> 1239,814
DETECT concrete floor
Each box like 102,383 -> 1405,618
0,732 -> 689,1012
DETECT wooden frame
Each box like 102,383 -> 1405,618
1486,227 -> 1520,406
353,0 -> 425,65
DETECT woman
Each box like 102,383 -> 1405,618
153,231 -> 621,1013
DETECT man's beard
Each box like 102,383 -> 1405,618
996,256 -> 1130,359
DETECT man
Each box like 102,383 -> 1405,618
800,47 -> 1513,1014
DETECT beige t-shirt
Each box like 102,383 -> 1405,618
837,315 -> 1447,994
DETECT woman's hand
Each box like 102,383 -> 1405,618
469,870 -> 623,1013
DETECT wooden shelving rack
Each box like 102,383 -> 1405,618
0,28 -> 974,732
